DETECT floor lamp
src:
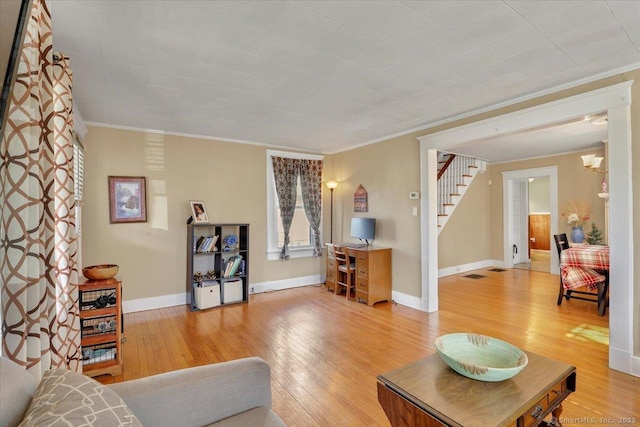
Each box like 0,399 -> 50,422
326,181 -> 338,243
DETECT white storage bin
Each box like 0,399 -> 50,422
194,282 -> 220,309
223,279 -> 243,303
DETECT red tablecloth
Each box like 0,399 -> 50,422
560,245 -> 609,291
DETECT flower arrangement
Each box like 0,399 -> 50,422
562,200 -> 591,228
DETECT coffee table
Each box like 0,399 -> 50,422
377,351 -> 576,426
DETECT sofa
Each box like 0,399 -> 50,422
0,356 -> 286,426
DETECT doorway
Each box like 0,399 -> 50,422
513,175 -> 551,273
418,82 -> 634,376
502,166 -> 558,274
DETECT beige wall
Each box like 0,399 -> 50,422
82,127 -> 323,301
438,171 -> 491,268
330,135 -> 421,297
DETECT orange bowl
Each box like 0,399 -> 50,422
82,264 -> 118,280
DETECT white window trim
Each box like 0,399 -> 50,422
266,149 -> 324,261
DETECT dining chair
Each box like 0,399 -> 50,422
554,234 -> 608,315
333,244 -> 356,300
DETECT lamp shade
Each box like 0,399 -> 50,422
581,154 -> 604,169
581,154 -> 596,167
326,181 -> 338,189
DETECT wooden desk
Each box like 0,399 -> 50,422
377,352 -> 575,426
325,244 -> 337,293
325,244 -> 392,306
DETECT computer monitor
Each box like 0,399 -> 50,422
350,217 -> 375,245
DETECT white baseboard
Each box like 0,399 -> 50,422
438,259 -> 504,277
391,291 -> 422,311
631,355 -> 640,378
122,292 -> 188,314
250,274 -> 323,294
121,275 -> 324,313
609,345 -> 639,378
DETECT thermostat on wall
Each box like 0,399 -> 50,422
409,192 -> 420,200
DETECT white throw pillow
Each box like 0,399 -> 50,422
19,369 -> 143,426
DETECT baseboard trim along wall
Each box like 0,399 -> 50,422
122,274 -> 324,314
122,292 -> 188,314
630,355 -> 640,378
122,265 -> 510,313
250,274 -> 323,295
391,291 -> 422,311
438,259 -> 505,277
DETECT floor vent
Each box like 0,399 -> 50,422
463,274 -> 486,279
488,268 -> 506,272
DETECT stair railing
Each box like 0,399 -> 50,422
437,154 -> 475,215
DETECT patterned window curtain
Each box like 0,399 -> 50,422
299,160 -> 323,257
0,0 -> 81,379
272,157 -> 299,259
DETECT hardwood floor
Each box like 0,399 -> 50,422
513,249 -> 550,273
99,268 -> 639,426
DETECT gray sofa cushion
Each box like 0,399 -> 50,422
208,407 -> 285,427
110,357 -> 280,426
0,357 -> 39,427
18,369 -> 142,427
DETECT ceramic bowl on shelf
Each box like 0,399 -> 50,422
435,333 -> 528,382
82,264 -> 119,280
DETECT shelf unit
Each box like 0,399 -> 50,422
79,277 -> 123,377
187,223 -> 249,310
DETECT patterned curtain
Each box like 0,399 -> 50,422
0,0 -> 81,379
272,157 -> 299,259
299,160 -> 323,257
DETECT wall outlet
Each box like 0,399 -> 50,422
409,192 -> 420,199
250,286 -> 255,294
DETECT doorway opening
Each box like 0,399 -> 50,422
418,82 -> 634,375
512,175 -> 552,273
502,166 -> 558,274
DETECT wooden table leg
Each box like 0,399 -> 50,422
550,403 -> 563,426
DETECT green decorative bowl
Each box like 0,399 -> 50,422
435,333 -> 528,382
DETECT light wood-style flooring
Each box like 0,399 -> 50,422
99,268 -> 639,426
514,249 -> 551,273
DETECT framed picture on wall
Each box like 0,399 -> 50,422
108,176 -> 147,223
354,184 -> 368,212
189,200 -> 209,224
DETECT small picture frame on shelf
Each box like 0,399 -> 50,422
108,176 -> 147,223
189,200 -> 209,224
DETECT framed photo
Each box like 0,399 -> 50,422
108,176 -> 147,223
189,200 -> 209,224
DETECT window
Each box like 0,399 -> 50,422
277,179 -> 312,247
73,135 -> 84,202
266,150 -> 323,260
73,133 -> 84,268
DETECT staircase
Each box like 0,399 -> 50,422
437,152 -> 485,234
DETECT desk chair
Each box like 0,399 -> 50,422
334,245 -> 356,300
554,234 -> 608,315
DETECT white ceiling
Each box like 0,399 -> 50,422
48,0 -> 640,159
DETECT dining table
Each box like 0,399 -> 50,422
560,244 -> 609,315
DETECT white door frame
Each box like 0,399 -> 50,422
502,167 -> 558,272
418,81 -> 635,376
